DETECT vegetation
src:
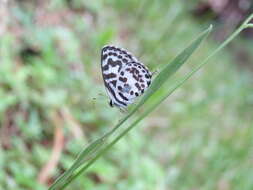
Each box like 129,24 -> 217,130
0,0 -> 253,190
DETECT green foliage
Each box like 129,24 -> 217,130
0,0 -> 253,190
49,23 -> 212,190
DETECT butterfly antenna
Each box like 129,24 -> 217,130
98,92 -> 108,98
91,97 -> 97,110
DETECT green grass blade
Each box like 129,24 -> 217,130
137,25 -> 212,107
48,134 -> 110,190
48,25 -> 212,190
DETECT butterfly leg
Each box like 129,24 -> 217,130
119,106 -> 128,113
151,69 -> 159,76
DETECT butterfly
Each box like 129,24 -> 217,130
101,45 -> 152,110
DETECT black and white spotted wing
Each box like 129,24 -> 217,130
101,45 -> 152,109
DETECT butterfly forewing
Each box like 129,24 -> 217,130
101,45 -> 152,109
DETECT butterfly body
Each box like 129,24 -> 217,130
101,45 -> 152,109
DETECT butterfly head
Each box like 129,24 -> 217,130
109,100 -> 113,107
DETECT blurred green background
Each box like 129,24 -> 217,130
0,0 -> 253,189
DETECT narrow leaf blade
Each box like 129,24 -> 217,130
48,25 -> 213,190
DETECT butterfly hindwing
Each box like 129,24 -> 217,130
101,45 -> 152,109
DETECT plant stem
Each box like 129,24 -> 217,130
49,13 -> 253,190
246,24 -> 253,28
187,13 -> 252,80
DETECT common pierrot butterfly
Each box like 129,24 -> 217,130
101,45 -> 152,110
